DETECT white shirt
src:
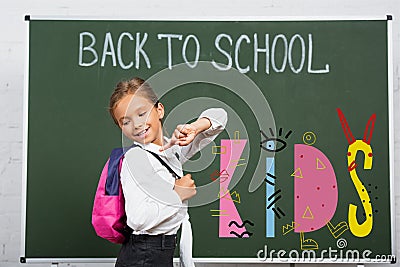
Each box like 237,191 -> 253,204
120,108 -> 227,235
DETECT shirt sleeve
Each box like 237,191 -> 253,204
121,147 -> 185,232
180,108 -> 227,164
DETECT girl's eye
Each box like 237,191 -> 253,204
122,120 -> 130,126
139,111 -> 147,117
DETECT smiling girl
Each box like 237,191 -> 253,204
108,77 -> 227,267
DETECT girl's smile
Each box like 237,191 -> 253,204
134,126 -> 150,137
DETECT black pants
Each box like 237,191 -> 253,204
115,234 -> 177,267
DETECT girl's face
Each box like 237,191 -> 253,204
114,94 -> 164,146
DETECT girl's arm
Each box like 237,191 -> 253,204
178,108 -> 228,164
121,148 -> 186,232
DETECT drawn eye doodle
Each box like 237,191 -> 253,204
260,128 -> 292,153
262,138 -> 286,152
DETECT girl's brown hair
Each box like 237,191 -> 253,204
109,77 -> 159,126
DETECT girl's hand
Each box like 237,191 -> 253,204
159,118 -> 211,152
174,174 -> 197,201
159,124 -> 197,151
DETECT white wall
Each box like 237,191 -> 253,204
0,1 -> 399,267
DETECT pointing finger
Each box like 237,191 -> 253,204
159,140 -> 174,152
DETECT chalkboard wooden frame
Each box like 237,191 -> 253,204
21,16 -> 395,264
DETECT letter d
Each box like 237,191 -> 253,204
257,245 -> 268,261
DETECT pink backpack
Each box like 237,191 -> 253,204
91,147 -> 134,244
92,145 -> 179,244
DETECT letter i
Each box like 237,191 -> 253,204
266,157 -> 275,237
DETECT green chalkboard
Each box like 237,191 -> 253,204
22,18 -> 394,263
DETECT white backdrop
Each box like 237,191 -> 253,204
0,1 -> 399,267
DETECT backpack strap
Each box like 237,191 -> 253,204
144,150 -> 180,179
105,145 -> 138,196
106,144 -> 180,195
